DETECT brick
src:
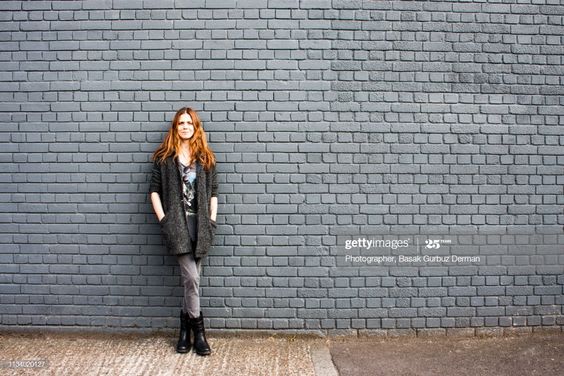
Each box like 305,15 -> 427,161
1,0 -> 562,333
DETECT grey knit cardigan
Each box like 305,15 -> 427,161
149,155 -> 218,258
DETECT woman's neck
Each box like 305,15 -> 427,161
178,144 -> 193,165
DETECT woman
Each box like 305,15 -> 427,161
149,107 -> 218,356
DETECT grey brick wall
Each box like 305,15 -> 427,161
1,0 -> 563,334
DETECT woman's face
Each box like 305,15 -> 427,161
177,112 -> 194,141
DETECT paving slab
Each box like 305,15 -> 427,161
0,331 -> 334,376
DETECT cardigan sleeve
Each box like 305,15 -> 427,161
210,164 -> 218,198
149,160 -> 162,196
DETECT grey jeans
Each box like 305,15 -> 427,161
177,240 -> 202,319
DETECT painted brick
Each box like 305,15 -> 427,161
0,0 -> 562,333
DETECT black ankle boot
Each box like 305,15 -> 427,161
190,311 -> 211,356
176,310 -> 191,353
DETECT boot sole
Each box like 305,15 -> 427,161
176,346 -> 191,354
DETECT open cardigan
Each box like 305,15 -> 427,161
149,155 -> 218,258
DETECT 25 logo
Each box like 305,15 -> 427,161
424,239 -> 452,249
425,239 -> 441,249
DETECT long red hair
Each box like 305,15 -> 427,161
151,107 -> 216,170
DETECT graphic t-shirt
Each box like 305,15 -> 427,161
177,158 -> 199,243
178,159 -> 198,214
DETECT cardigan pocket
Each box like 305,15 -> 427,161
159,213 -> 169,225
159,214 -> 174,249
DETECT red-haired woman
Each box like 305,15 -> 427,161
149,107 -> 218,355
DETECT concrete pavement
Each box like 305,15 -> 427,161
0,330 -> 336,376
1,329 -> 562,375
